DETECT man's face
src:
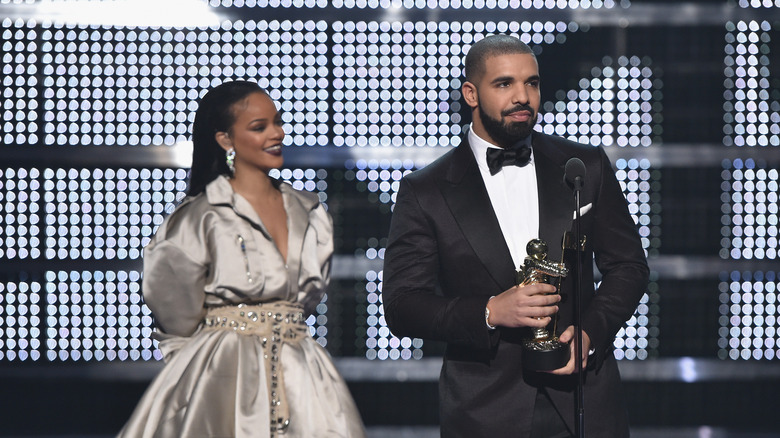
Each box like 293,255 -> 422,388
463,53 -> 541,148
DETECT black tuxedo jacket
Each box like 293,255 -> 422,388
383,131 -> 649,438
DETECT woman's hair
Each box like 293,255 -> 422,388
187,80 -> 267,196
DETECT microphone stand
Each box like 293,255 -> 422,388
572,175 -> 585,438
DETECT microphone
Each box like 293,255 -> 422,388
564,157 -> 586,191
565,156 -> 587,438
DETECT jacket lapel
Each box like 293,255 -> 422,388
533,133 -> 575,262
438,139 -> 517,290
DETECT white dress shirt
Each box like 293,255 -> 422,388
468,126 -> 539,270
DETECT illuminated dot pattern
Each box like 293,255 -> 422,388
363,260 -> 424,361
612,159 -> 660,359
344,159 -> 415,206
718,270 -> 780,360
1,19 -> 39,146
37,20 -> 328,148
45,270 -> 156,361
720,159 -> 779,260
539,56 -> 660,148
42,168 -> 188,260
0,280 -> 43,361
222,0 -> 620,9
723,20 -> 780,147
0,168 -> 43,259
614,289 -> 659,360
614,158 -> 660,255
738,0 -> 780,7
331,21 -> 578,148
270,168 -> 330,205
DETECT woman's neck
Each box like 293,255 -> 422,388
229,170 -> 279,200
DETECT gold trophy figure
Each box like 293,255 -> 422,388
517,239 -> 570,371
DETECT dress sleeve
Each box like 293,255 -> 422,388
296,204 -> 334,316
142,237 -> 209,338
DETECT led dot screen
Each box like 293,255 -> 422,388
44,270 -> 156,361
718,270 -> 780,360
342,159 -> 421,360
614,158 -> 660,255
1,19 -> 39,146
225,0 -> 621,9
0,168 -> 43,259
270,168 -> 330,205
344,159 -> 415,206
0,279 -> 43,361
331,21 -> 579,148
723,20 -> 780,148
538,56 -> 660,148
612,159 -> 660,359
738,0 -> 780,7
364,262 -> 424,361
41,168 -> 188,260
720,159 -> 779,260
36,20 -> 328,148
614,290 -> 659,360
1,13 -> 670,364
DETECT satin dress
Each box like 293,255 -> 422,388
118,176 -> 365,438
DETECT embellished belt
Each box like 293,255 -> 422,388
203,302 -> 308,435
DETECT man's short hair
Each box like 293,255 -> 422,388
464,34 -> 535,84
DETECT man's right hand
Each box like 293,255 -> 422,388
486,283 -> 560,328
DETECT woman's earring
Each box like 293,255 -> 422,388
226,148 -> 235,174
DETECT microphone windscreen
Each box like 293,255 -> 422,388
564,157 -> 586,186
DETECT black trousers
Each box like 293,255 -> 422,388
530,389 -> 573,438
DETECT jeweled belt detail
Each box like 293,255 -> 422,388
204,302 -> 308,435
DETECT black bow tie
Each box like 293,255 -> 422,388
486,145 -> 532,175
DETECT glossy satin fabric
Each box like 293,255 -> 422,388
118,176 -> 365,438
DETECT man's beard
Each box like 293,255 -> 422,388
478,102 -> 537,149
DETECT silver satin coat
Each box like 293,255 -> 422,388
118,175 -> 365,438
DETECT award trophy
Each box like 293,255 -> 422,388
517,238 -> 570,371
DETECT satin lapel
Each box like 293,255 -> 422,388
439,141 -> 517,290
533,134 -> 574,262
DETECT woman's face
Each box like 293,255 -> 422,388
217,91 -> 285,174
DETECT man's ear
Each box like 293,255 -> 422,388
215,131 -> 232,152
462,81 -> 478,109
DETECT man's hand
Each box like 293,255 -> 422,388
547,326 -> 591,375
486,283 -> 560,328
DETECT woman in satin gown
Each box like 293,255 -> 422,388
118,81 -> 366,438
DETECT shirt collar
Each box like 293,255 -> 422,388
468,124 -> 534,173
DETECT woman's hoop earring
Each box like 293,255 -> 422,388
226,148 -> 236,174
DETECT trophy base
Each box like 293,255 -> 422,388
521,338 -> 571,372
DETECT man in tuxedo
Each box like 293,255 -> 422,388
382,34 -> 649,437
